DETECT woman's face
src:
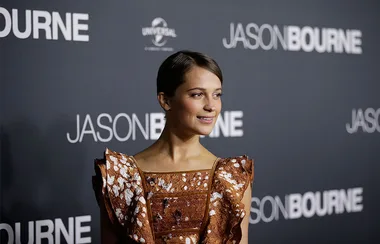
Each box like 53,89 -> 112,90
168,66 -> 222,136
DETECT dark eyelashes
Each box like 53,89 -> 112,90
190,93 -> 202,97
190,92 -> 223,97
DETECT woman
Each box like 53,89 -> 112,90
93,50 -> 254,243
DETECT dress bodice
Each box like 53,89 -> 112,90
93,148 -> 254,243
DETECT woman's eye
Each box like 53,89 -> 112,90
214,93 -> 223,98
191,93 -> 203,98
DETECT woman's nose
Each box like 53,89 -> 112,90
204,104 -> 216,112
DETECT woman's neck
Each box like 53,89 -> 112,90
153,125 -> 204,163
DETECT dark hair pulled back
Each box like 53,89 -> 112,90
157,50 -> 223,97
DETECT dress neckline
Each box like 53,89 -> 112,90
129,156 -> 221,174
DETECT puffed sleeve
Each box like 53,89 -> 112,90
93,157 -> 117,224
202,155 -> 254,244
92,148 -> 155,243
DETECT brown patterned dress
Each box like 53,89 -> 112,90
93,148 -> 254,243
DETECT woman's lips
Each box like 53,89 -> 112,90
197,116 -> 214,124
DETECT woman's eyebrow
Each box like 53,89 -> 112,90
186,87 -> 222,92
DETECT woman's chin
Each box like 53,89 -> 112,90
196,129 -> 214,136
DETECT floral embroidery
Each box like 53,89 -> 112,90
94,148 -> 254,243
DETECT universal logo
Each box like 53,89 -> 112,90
142,17 -> 177,51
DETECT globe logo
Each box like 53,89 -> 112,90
142,17 -> 177,48
151,17 -> 168,46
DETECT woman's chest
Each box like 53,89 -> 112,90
140,171 -> 213,242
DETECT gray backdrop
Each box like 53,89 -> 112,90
1,0 -> 379,243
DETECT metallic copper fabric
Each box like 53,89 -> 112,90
93,148 -> 254,243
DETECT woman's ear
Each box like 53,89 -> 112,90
157,92 -> 171,111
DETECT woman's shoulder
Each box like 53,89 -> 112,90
93,148 -> 141,183
205,154 -> 254,243
95,147 -> 136,166
92,148 -> 155,242
213,155 -> 254,191
104,147 -> 133,159
217,154 -> 254,171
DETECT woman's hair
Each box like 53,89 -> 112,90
157,50 -> 223,97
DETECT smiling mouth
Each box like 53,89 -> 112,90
197,116 -> 214,122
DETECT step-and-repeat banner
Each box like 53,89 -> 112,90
1,1 -> 379,243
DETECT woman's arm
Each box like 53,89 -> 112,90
240,184 -> 252,244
